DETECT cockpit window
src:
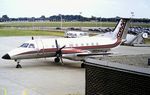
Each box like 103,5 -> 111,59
28,44 -> 35,48
20,43 -> 29,48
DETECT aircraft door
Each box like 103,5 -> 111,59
35,39 -> 45,57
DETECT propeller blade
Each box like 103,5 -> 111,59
60,45 -> 65,50
54,40 -> 65,64
55,40 -> 59,50
60,55 -> 64,64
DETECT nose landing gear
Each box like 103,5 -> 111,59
16,63 -> 22,68
15,60 -> 22,68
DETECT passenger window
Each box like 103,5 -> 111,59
20,43 -> 29,48
52,45 -> 55,48
91,43 -> 94,46
75,44 -> 78,47
28,44 -> 35,48
69,44 -> 73,47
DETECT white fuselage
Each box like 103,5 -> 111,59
8,36 -> 118,60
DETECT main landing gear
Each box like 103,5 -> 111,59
81,60 -> 86,68
54,57 -> 64,65
81,63 -> 85,68
54,57 -> 60,63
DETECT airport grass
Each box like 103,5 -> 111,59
0,21 -> 116,27
0,28 -> 64,36
0,21 -> 150,27
0,21 -> 150,36
144,38 -> 150,44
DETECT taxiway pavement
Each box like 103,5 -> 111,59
0,37 -> 85,95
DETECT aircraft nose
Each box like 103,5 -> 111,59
2,53 -> 11,59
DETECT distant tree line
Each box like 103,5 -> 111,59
0,14 -> 150,23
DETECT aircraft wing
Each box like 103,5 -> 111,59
76,52 -> 112,57
62,48 -> 112,56
61,48 -> 112,61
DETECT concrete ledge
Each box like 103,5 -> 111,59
133,44 -> 150,47
85,58 -> 150,77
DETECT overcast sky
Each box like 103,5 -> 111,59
0,0 -> 150,18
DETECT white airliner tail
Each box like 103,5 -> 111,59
112,18 -> 130,40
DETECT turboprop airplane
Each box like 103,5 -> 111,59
2,18 -> 130,68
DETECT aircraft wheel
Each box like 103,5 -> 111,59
16,64 -> 22,68
81,63 -> 85,68
54,57 -> 60,63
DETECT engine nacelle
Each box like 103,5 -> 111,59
62,53 -> 85,61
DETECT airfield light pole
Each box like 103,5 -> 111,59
131,12 -> 134,27
32,17 -> 35,30
100,17 -> 102,27
79,12 -> 82,30
95,16 -> 98,27
59,14 -> 63,29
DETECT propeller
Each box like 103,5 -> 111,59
55,40 -> 65,63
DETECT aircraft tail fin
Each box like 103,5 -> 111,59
112,18 -> 130,40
